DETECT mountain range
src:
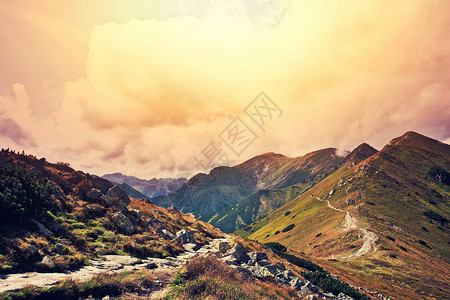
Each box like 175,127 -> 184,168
102,172 -> 187,198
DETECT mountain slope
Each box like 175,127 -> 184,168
102,172 -> 187,198
245,132 -> 450,299
154,148 -> 344,214
0,150 -> 222,275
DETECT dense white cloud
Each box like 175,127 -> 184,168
1,0 -> 449,178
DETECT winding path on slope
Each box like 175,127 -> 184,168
314,196 -> 377,259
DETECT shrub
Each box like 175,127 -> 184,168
282,224 -> 295,233
423,210 -> 447,223
284,211 -> 291,216
264,242 -> 287,253
0,158 -> 54,226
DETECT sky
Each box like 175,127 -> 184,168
1,0 -> 450,179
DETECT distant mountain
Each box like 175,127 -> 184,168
198,148 -> 347,232
154,149 -> 344,214
242,132 -> 450,300
102,173 -> 187,198
116,182 -> 150,200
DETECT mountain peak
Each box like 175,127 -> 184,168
342,142 -> 378,165
387,131 -> 441,148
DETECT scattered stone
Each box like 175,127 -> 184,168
329,189 -> 334,197
255,260 -> 271,267
290,277 -> 304,289
169,205 -> 179,212
30,219 -> 52,236
174,229 -> 196,245
111,213 -> 135,235
306,295 -> 317,300
226,243 -> 250,263
162,229 -> 175,239
264,264 -> 278,274
248,252 -> 269,262
145,262 -> 158,269
41,256 -> 55,268
183,243 -> 200,252
346,198 -> 355,205
234,266 -> 253,279
218,241 -> 231,254
85,188 -> 102,200
106,185 -> 131,206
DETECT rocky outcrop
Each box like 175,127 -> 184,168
111,213 -> 135,235
106,185 -> 131,206
86,188 -> 102,200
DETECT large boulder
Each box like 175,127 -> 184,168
248,252 -> 269,263
226,243 -> 250,263
106,185 -> 131,206
111,213 -> 135,235
218,241 -> 231,254
174,229 -> 196,245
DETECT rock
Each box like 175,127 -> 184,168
102,296 -> 110,300
329,189 -> 334,196
99,195 -> 114,207
255,260 -> 271,267
183,243 -> 200,252
30,219 -> 52,236
86,188 -> 102,200
155,226 -> 171,240
111,213 -> 135,235
174,229 -> 196,245
169,205 -> 179,212
337,293 -> 354,300
226,243 -> 250,263
264,264 -> 278,274
289,278 -> 304,289
162,229 -> 175,239
306,295 -> 317,300
218,241 -> 231,254
234,266 -> 253,279
106,185 -> 131,206
248,252 -> 269,262
55,244 -> 64,254
221,255 -> 239,266
125,210 -> 142,225
282,269 -> 294,280
346,198 -> 355,205
144,198 -> 153,204
145,262 -> 158,269
249,266 -> 273,279
41,256 -> 55,268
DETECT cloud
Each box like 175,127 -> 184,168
1,0 -> 450,179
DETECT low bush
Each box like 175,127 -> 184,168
281,224 -> 295,233
168,255 -> 299,300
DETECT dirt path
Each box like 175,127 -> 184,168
314,196 -> 377,259
0,237 -> 232,296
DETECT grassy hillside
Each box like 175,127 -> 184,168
0,149 -> 222,274
245,132 -> 450,299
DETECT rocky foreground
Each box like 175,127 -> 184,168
0,231 -> 362,300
